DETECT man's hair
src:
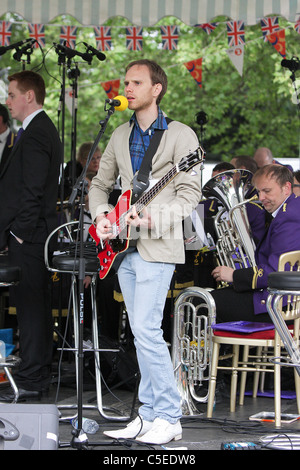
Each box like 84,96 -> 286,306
212,162 -> 234,173
233,155 -> 258,174
293,169 -> 300,184
253,163 -> 294,187
125,59 -> 168,105
8,70 -> 46,105
76,142 -> 101,164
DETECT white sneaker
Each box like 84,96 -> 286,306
103,416 -> 153,439
136,417 -> 182,445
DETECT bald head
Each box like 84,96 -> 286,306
253,147 -> 275,169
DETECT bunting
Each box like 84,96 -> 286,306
160,26 -> 180,50
0,21 -> 12,46
28,23 -> 45,48
260,17 -> 280,41
226,21 -> 245,46
195,23 -> 217,34
101,79 -> 120,99
94,26 -> 112,51
0,17 -> 293,93
266,29 -> 286,58
126,27 -> 143,51
184,58 -> 202,88
59,26 -> 78,48
226,45 -> 244,76
294,16 -> 300,34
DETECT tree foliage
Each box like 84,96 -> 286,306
1,12 -> 300,163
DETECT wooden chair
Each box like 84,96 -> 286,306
207,250 -> 300,427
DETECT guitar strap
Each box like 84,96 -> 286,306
131,117 -> 172,203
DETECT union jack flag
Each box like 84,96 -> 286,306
160,26 -> 180,50
260,17 -> 280,41
195,23 -> 218,35
226,21 -> 245,46
28,23 -> 45,48
0,21 -> 12,47
60,26 -> 78,48
94,26 -> 112,51
126,27 -> 143,51
294,16 -> 300,34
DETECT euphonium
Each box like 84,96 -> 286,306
202,169 -> 257,269
172,286 -> 216,415
171,170 -> 258,416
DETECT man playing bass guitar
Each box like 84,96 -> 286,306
89,59 -> 202,445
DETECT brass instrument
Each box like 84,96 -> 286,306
202,169 -> 257,269
172,170 -> 258,415
172,286 -> 216,415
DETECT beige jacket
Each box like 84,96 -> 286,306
89,118 -> 202,264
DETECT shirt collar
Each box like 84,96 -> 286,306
22,109 -> 43,130
0,127 -> 10,142
272,195 -> 290,218
129,107 -> 168,131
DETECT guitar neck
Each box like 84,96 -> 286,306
135,163 -> 179,214
113,146 -> 203,235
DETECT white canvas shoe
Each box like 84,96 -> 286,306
136,417 -> 182,445
103,416 -> 153,439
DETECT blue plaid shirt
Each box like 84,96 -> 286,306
129,107 -> 168,175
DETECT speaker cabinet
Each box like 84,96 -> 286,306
0,404 -> 59,450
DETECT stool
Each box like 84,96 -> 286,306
0,255 -> 21,403
45,221 -> 130,422
266,271 -> 300,377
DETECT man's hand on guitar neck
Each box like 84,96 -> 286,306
125,206 -> 154,230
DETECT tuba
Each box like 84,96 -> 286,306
172,286 -> 216,415
172,170 -> 258,415
202,169 -> 257,269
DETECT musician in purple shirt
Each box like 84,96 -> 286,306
210,164 -> 300,322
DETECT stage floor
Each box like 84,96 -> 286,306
1,356 -> 300,454
29,359 -> 300,452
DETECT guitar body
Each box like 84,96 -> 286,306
88,189 -> 132,279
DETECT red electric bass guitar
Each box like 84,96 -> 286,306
89,146 -> 205,279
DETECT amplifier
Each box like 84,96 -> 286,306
0,404 -> 59,450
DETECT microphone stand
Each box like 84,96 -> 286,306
67,102 -> 119,450
195,110 -> 208,188
54,46 -> 70,350
281,57 -> 300,166
68,63 -> 80,220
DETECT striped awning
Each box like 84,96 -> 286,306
1,0 -> 300,26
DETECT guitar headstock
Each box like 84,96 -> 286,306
178,146 -> 205,173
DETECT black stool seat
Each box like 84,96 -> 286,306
268,271 -> 300,291
52,255 -> 99,275
0,265 -> 21,284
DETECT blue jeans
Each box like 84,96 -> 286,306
118,251 -> 182,424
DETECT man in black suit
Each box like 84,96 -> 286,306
0,70 -> 62,401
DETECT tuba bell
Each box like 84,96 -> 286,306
202,169 -> 257,269
172,286 -> 216,415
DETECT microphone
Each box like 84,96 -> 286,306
105,96 -> 128,111
83,42 -> 106,61
13,41 -> 36,61
281,57 -> 300,72
0,38 -> 35,56
53,42 -> 93,64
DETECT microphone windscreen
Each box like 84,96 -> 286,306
114,95 -> 128,111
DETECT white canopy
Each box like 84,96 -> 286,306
1,0 -> 300,26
